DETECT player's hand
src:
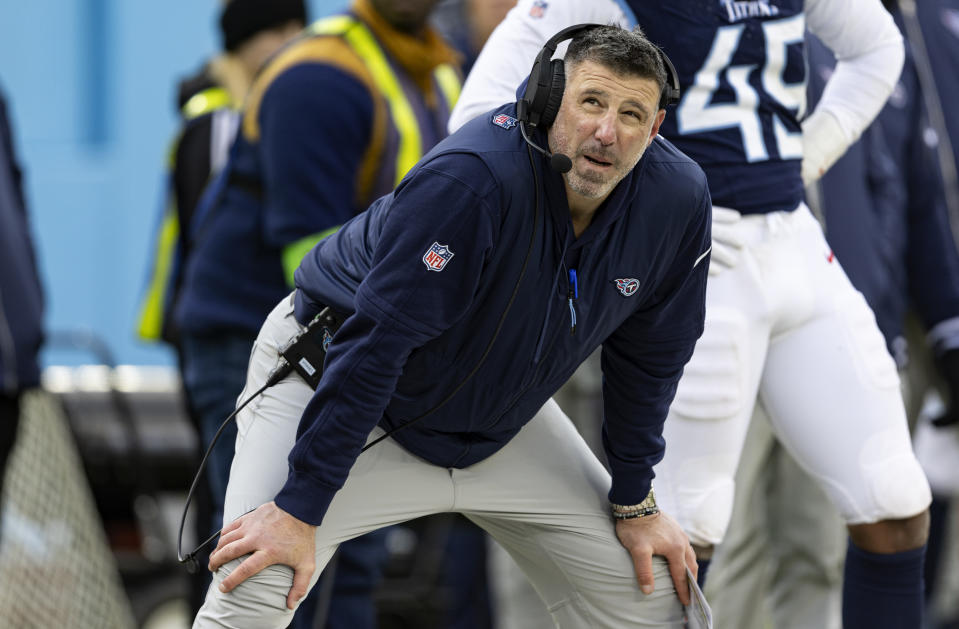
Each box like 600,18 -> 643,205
615,511 -> 697,606
209,501 -> 317,610
709,207 -> 745,276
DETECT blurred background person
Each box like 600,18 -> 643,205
900,2 -> 959,625
139,0 -> 308,348
136,0 -> 307,616
705,1 -> 959,627
172,0 -> 463,626
0,81 -> 44,544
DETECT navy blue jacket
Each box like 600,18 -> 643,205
277,103 -> 712,525
0,86 -> 43,394
807,25 -> 959,359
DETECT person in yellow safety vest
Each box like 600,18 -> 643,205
172,1 -> 461,626
134,0 -> 306,618
137,1 -> 306,346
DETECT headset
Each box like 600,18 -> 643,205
515,23 -> 682,173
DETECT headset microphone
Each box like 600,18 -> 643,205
516,100 -> 572,173
547,151 -> 573,174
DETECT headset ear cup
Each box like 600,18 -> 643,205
657,47 -> 681,108
539,59 -> 566,127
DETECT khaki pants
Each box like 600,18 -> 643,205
194,294 -> 687,628
705,407 -> 845,629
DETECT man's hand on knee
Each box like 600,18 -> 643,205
209,501 -> 318,609
615,511 -> 697,606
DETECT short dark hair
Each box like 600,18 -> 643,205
564,25 -> 667,101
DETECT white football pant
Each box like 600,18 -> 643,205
654,204 -> 931,547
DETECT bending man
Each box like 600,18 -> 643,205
195,25 -> 712,629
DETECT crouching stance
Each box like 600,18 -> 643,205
195,24 -> 713,629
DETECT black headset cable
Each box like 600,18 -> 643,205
176,361 -> 294,571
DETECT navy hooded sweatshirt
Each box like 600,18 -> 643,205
278,102 -> 712,526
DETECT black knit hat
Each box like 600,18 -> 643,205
219,0 -> 308,52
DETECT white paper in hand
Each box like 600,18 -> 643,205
684,566 -> 713,628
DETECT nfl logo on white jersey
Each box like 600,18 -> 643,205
423,242 -> 454,272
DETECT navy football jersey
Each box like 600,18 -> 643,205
627,0 -> 807,214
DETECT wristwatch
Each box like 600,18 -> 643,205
610,487 -> 659,520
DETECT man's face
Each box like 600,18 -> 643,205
369,0 -> 442,34
548,60 -> 665,203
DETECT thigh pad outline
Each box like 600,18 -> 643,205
670,308 -> 752,423
833,291 -> 901,393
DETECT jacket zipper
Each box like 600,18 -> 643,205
486,268 -> 578,430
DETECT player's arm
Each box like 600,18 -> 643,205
601,172 -> 712,605
448,0 -> 628,132
802,0 -> 905,184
